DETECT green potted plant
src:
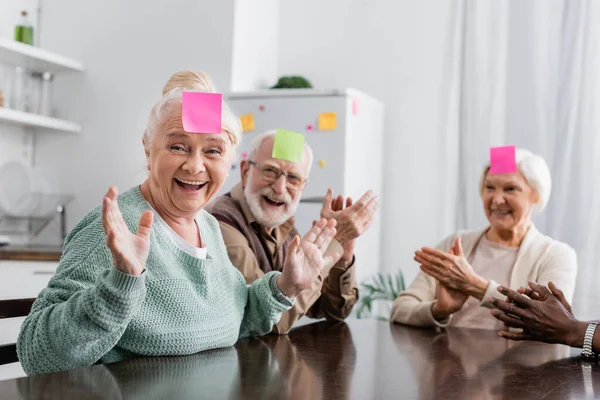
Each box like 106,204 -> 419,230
270,76 -> 313,89
355,270 -> 405,321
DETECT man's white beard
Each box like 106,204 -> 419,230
244,174 -> 299,229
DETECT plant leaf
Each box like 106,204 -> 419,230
355,269 -> 407,320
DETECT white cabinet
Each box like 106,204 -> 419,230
0,260 -> 58,301
0,260 -> 57,381
0,260 -> 57,346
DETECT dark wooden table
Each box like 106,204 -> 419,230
0,247 -> 62,262
1,319 -> 599,399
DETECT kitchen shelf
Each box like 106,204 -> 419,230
0,108 -> 81,133
0,37 -> 84,74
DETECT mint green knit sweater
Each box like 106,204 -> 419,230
17,186 -> 292,375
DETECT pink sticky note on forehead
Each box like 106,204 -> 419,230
489,146 -> 517,175
181,92 -> 222,134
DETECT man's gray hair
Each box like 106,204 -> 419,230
479,148 -> 552,212
247,130 -> 314,175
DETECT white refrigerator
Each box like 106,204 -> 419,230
221,89 -> 385,285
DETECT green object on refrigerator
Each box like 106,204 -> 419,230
14,10 -> 34,45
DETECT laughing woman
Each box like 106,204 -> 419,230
17,71 -> 339,375
390,149 -> 577,329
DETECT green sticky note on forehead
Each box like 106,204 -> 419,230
272,129 -> 305,163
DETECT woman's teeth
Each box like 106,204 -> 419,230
177,179 -> 206,185
175,178 -> 207,190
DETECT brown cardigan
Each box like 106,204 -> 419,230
207,184 -> 358,334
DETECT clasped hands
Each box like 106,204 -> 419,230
414,237 -> 489,320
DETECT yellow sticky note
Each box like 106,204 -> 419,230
240,113 -> 255,133
318,112 -> 337,130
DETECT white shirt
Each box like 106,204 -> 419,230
146,202 -> 207,259
451,235 -> 518,329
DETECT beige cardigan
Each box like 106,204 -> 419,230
390,225 -> 578,328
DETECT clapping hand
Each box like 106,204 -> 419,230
277,219 -> 340,298
102,186 -> 153,276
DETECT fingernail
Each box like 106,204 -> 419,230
490,310 -> 498,316
497,286 -> 504,291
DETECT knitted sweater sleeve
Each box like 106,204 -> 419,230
17,218 -> 147,375
238,271 -> 292,339
200,211 -> 293,338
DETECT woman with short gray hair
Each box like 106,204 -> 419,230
391,148 -> 577,329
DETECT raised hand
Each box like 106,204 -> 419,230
277,219 -> 339,298
102,186 -> 154,276
433,283 -> 469,321
320,188 -> 378,244
415,237 -> 489,300
316,194 -> 356,267
431,240 -> 469,320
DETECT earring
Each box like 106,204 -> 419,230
145,162 -> 150,171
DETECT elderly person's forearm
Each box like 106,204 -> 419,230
239,272 -> 293,338
465,275 -> 489,300
307,258 -> 358,321
17,268 -> 147,375
565,320 -> 600,352
594,326 -> 600,353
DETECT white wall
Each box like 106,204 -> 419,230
278,0 -> 457,282
2,0 -> 458,281
230,0 -> 279,90
32,0 -> 236,232
0,0 -> 38,170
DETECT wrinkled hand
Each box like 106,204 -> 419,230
431,242 -> 469,320
433,283 -> 469,320
277,219 -> 339,298
102,186 -> 154,276
316,194 -> 356,266
415,237 -> 488,299
320,188 -> 377,244
490,282 -> 585,347
516,282 -> 573,315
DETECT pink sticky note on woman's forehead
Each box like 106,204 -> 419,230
489,146 -> 517,175
181,92 -> 222,134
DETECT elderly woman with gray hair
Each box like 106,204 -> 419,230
391,148 -> 577,329
17,71 -> 339,375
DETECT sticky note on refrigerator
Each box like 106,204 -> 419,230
489,146 -> 517,175
318,112 -> 337,130
352,98 -> 359,116
272,129 -> 305,163
182,92 -> 222,134
240,113 -> 255,132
